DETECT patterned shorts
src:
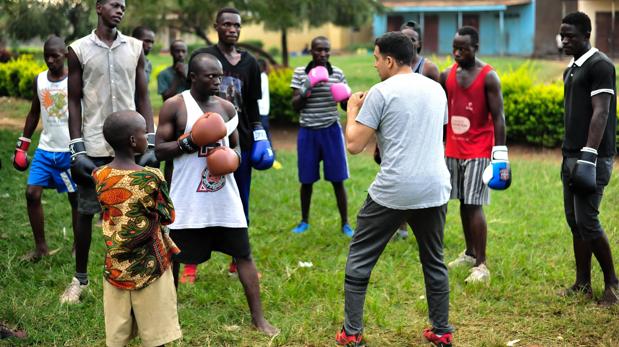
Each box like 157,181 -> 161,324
446,157 -> 491,205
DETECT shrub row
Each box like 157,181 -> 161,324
0,55 -> 45,100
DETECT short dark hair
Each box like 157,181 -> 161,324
132,26 -> 152,39
186,49 -> 221,85
44,35 -> 66,51
103,111 -> 144,151
401,20 -> 421,37
457,26 -> 479,46
311,36 -> 329,49
216,7 -> 240,23
169,39 -> 186,51
374,32 -> 414,66
562,12 -> 592,35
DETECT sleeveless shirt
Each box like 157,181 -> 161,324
168,90 -> 247,229
36,71 -> 70,152
445,63 -> 495,159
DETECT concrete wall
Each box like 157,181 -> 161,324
578,0 -> 615,49
373,2 -> 536,56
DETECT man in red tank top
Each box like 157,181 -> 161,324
440,26 -> 507,284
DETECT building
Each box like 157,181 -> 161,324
374,0 -> 536,56
575,0 -> 618,58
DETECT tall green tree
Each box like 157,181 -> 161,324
247,0 -> 382,66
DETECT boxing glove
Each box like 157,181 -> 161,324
250,123 -> 274,170
207,146 -> 240,176
330,83 -> 351,102
570,147 -> 597,195
69,138 -> 97,187
373,145 -> 381,165
178,112 -> 227,153
137,133 -> 159,168
482,145 -> 511,190
12,136 -> 31,171
299,66 -> 329,98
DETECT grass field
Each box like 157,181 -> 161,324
0,126 -> 618,346
0,53 -> 618,346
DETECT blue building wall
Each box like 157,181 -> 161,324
372,1 -> 536,56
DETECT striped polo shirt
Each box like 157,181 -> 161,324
291,64 -> 347,128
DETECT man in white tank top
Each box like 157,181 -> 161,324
11,36 -> 78,262
156,52 -> 279,336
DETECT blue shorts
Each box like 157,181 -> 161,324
297,122 -> 349,184
27,148 -> 76,193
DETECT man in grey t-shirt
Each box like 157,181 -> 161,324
335,32 -> 454,347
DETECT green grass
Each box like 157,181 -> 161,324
0,128 -> 618,346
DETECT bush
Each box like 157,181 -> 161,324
501,64 -> 564,147
268,66 -> 296,123
0,55 -> 45,99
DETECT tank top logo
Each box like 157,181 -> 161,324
450,115 -> 470,135
197,166 -> 226,192
41,86 -> 68,124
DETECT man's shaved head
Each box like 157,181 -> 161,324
103,111 -> 146,150
187,50 -> 222,76
44,36 -> 66,52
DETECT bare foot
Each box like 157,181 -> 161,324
19,248 -> 61,262
253,319 -> 280,337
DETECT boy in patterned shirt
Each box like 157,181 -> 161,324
93,110 -> 182,347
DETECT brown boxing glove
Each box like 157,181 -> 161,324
191,112 -> 227,146
206,146 -> 240,176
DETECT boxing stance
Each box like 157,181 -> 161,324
290,36 -> 353,237
155,52 -> 279,336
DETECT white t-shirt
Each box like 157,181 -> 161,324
356,73 -> 451,210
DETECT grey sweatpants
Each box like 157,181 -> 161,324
344,195 -> 453,335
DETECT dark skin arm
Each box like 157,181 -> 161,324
135,51 -> 154,132
292,89 -> 306,112
155,95 -> 186,161
423,60 -> 441,82
439,67 -> 451,90
21,76 -> 41,139
155,95 -> 240,160
67,47 -> 84,139
485,70 -> 506,146
586,93 -> 612,149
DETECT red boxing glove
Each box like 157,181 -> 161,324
207,146 -> 240,176
12,136 -> 31,171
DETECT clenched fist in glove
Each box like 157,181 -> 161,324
12,136 -> 31,171
69,138 -> 97,187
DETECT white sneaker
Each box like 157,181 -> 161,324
60,277 -> 88,304
448,251 -> 476,269
465,264 -> 490,283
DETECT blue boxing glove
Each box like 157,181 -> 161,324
250,123 -> 274,170
482,146 -> 511,190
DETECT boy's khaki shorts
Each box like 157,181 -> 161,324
103,268 -> 182,347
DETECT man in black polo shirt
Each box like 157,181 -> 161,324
559,12 -> 617,306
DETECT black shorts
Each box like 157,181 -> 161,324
169,227 -> 251,264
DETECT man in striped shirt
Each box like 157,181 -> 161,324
290,36 -> 354,237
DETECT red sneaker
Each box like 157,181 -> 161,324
423,328 -> 453,347
180,264 -> 197,284
335,327 -> 366,346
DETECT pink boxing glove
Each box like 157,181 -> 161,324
299,66 -> 329,98
330,83 -> 351,102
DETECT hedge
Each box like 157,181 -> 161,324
0,55 -> 45,100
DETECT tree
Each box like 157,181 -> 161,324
246,0 -> 382,66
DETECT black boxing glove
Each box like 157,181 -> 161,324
69,138 -> 97,187
570,147 -> 597,195
137,133 -> 160,168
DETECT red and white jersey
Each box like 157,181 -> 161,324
445,63 -> 495,159
168,90 -> 246,230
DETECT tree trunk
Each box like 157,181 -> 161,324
281,28 -> 289,67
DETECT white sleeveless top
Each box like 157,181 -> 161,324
37,71 -> 70,152
168,90 -> 247,230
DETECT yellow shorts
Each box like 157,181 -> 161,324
103,268 -> 182,347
